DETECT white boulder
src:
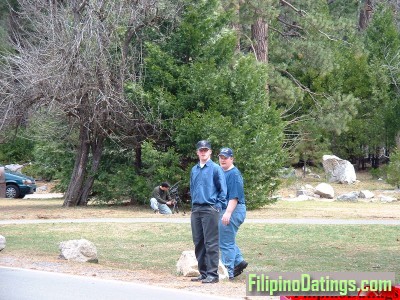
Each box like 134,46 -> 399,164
314,183 -> 335,199
322,155 -> 356,184
5,164 -> 24,173
0,235 -> 5,251
176,250 -> 229,280
59,239 -> 98,263
359,190 -> 375,199
378,195 -> 397,203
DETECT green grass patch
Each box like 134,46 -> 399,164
1,223 -> 399,281
240,225 -> 399,275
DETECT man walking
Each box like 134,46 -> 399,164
218,147 -> 248,280
190,140 -> 227,284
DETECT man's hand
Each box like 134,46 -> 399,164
221,212 -> 231,225
166,201 -> 172,205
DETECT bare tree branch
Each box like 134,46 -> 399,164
279,0 -> 343,43
0,0 -> 184,206
280,0 -> 306,16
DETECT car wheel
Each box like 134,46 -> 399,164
6,185 -> 20,198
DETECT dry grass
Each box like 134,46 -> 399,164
277,169 -> 394,196
3,196 -> 400,221
0,198 -> 157,220
2,170 -> 399,221
248,169 -> 400,220
249,200 -> 400,219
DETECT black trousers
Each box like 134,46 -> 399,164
191,205 -> 220,278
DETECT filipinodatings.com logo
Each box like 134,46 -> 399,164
246,272 -> 395,296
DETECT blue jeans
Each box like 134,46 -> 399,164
219,204 -> 246,278
150,198 -> 172,214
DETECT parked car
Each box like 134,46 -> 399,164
3,168 -> 37,198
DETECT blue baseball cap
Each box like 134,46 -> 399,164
196,140 -> 211,150
219,147 -> 233,157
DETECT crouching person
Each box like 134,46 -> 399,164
150,182 -> 173,214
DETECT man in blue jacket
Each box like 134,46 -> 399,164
218,147 -> 248,280
190,140 -> 227,284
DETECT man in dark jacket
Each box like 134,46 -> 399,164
150,182 -> 173,214
190,140 -> 227,284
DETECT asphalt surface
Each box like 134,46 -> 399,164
0,267 -> 235,300
1,217 -> 400,225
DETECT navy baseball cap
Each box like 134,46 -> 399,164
196,140 -> 211,150
219,147 -> 233,157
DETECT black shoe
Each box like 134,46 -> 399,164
234,260 -> 248,277
202,276 -> 219,284
191,275 -> 206,282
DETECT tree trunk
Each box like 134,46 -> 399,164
358,0 -> 373,30
233,23 -> 241,53
232,0 -> 242,53
63,124 -> 90,207
251,17 -> 268,63
251,16 -> 269,92
134,143 -> 142,172
396,132 -> 400,149
77,136 -> 104,206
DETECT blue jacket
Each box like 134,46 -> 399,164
224,167 -> 246,205
190,159 -> 227,210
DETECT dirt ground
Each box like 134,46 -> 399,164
0,254 -> 252,299
1,180 -> 258,299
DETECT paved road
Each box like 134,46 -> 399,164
1,217 -> 400,225
0,267 -> 235,300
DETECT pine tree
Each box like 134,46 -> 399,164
141,0 -> 286,209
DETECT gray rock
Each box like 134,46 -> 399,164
322,155 -> 357,184
309,173 -> 321,179
314,183 -> 335,199
359,190 -> 374,199
5,164 -> 24,173
284,195 -> 315,201
296,190 -> 308,197
38,185 -> 48,192
176,250 -> 228,280
378,195 -> 397,203
297,185 -> 315,197
59,239 -> 98,263
279,168 -> 296,179
0,235 -> 5,251
336,191 -> 359,202
296,195 -> 315,201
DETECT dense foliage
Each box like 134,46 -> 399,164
386,148 -> 400,188
141,1 -> 285,209
1,0 -> 400,208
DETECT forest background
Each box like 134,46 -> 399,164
1,0 -> 400,210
